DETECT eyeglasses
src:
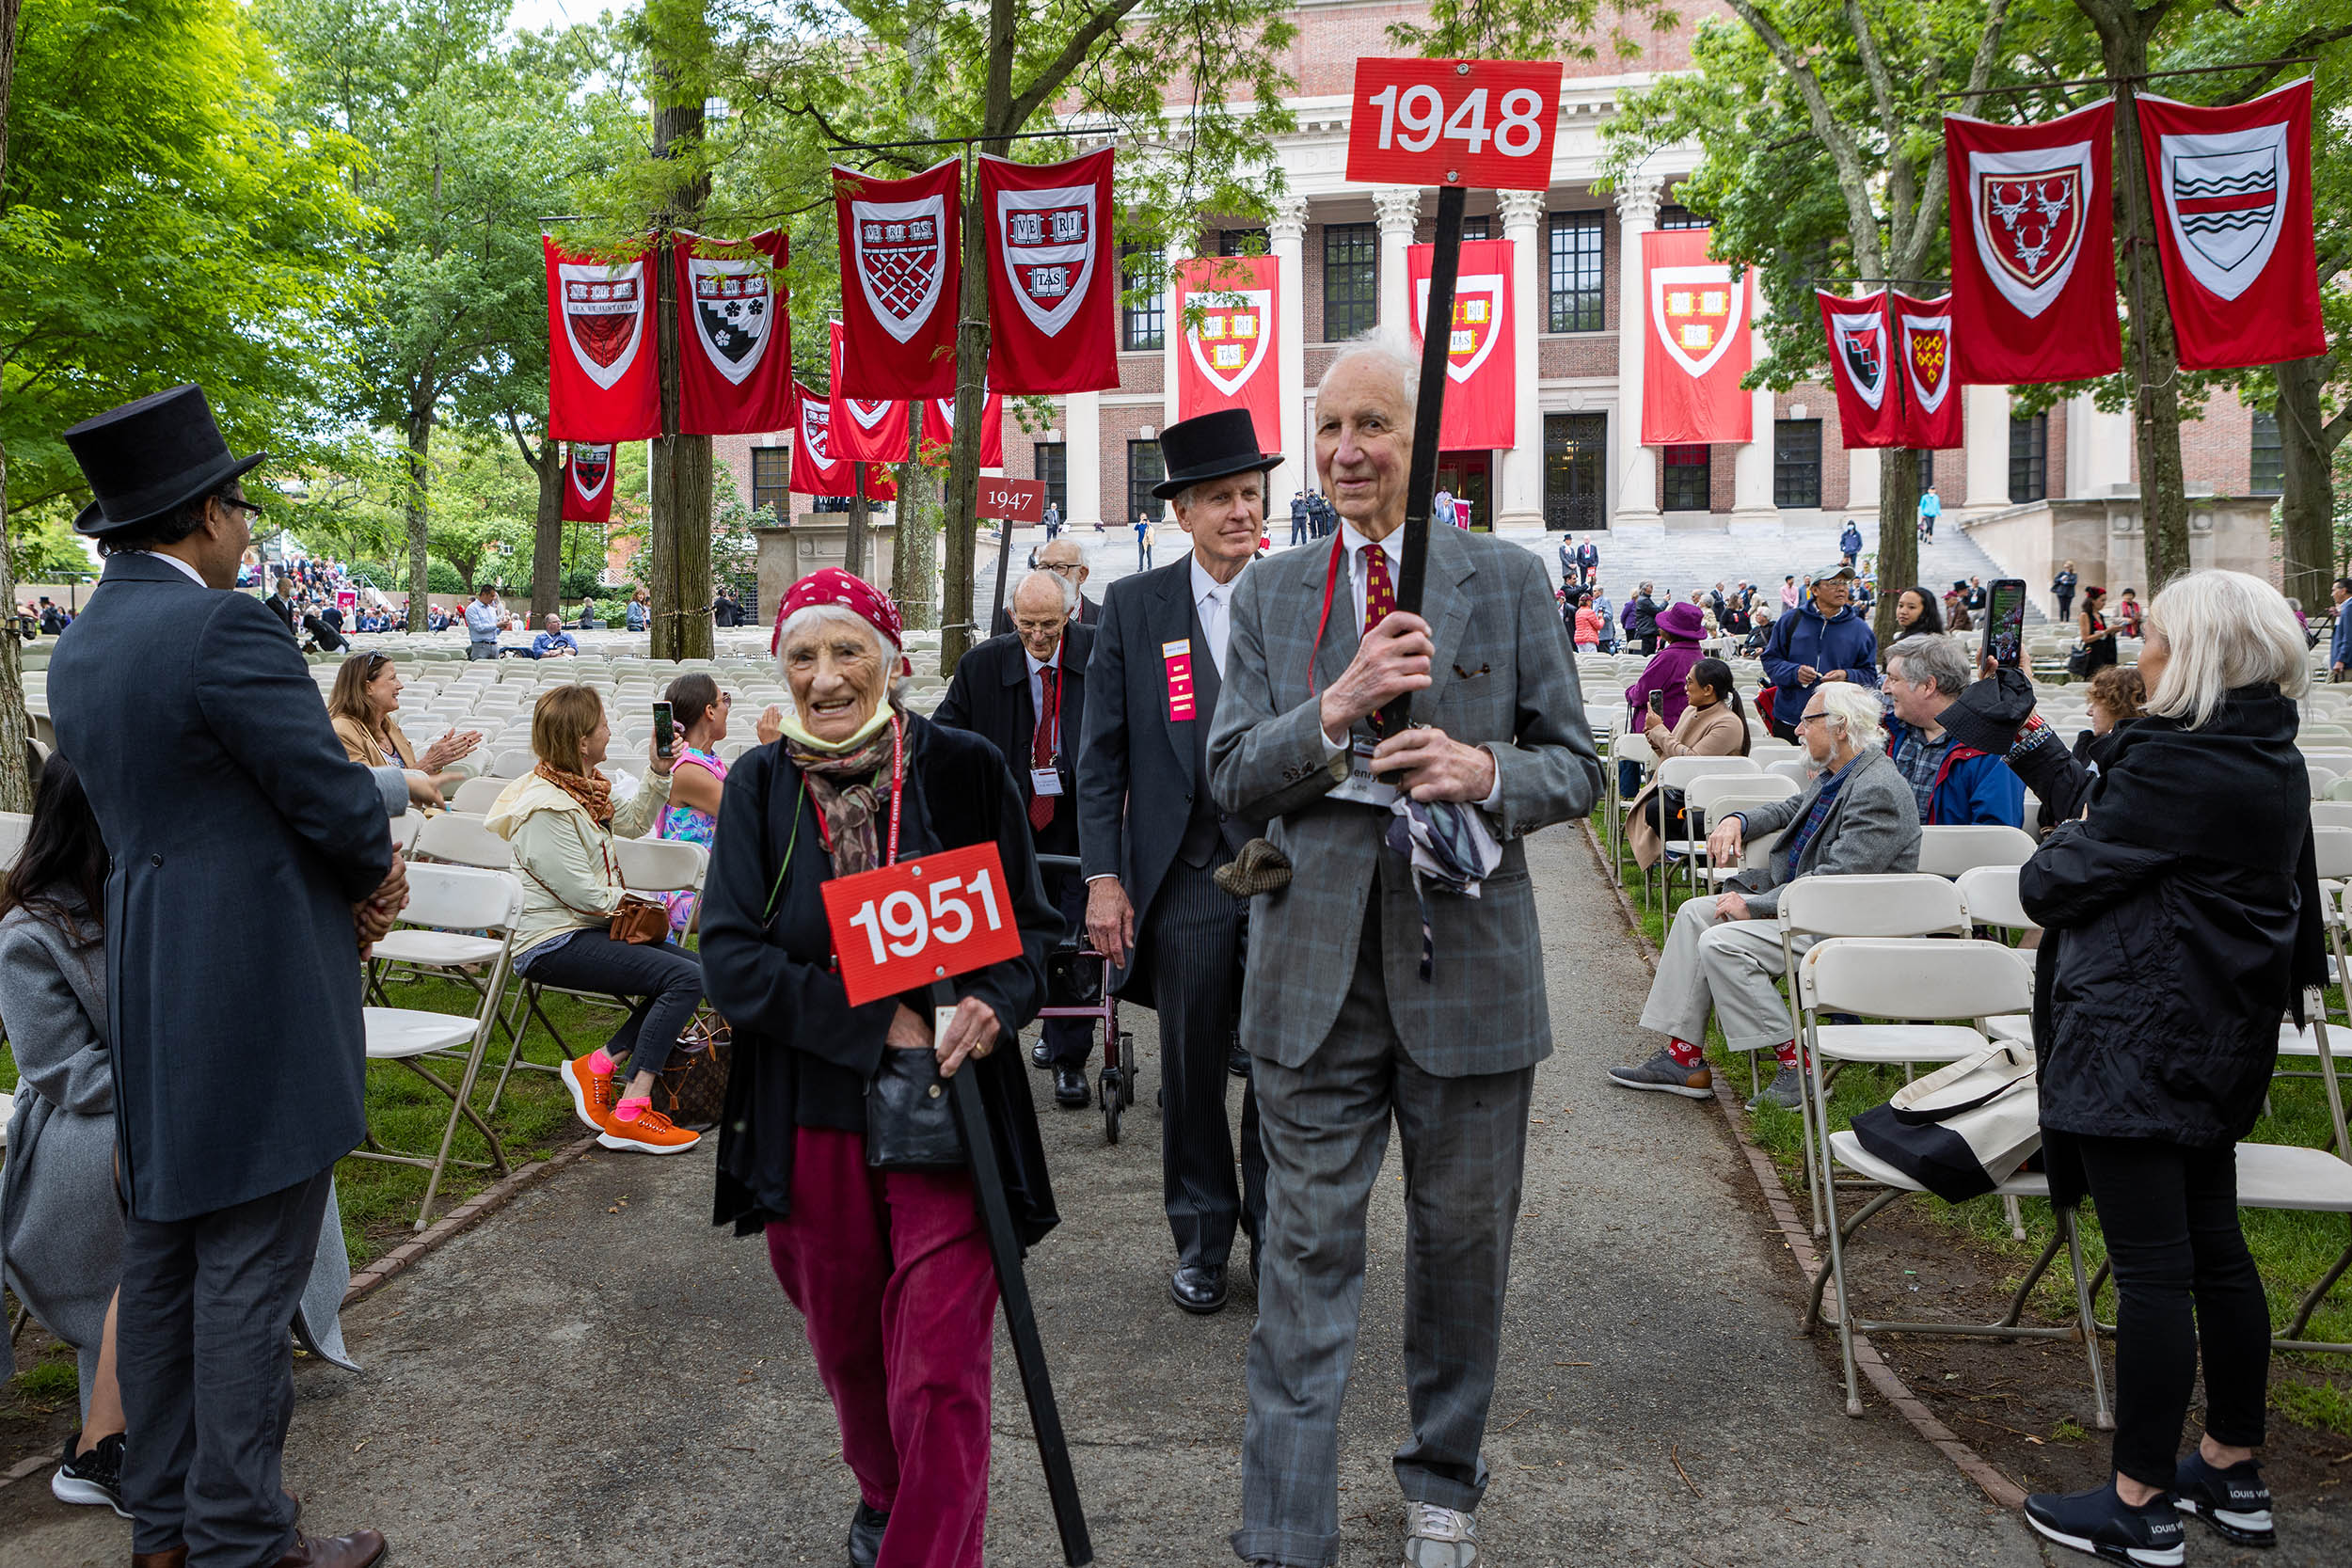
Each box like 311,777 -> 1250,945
215,494 -> 264,523
1794,710 -> 1831,730
1041,561 -> 1080,575
365,653 -> 391,674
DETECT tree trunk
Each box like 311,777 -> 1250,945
0,0 -> 35,812
892,406 -> 937,628
404,415 -> 432,636
846,481 -> 869,579
1874,448 -> 1920,647
647,9 -> 713,662
2278,353 -> 2336,610
529,440 -> 564,621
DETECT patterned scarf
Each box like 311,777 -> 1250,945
534,761 -> 613,827
787,707 -> 900,877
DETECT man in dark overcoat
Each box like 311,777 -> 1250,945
48,386 -> 412,1568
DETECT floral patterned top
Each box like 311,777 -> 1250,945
657,747 -> 726,937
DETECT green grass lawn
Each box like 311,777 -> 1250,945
1592,800 -> 2352,1433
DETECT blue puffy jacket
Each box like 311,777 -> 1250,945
1883,718 -> 2026,826
1760,600 -> 1880,719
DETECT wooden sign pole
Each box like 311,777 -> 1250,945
1377,181 -> 1467,737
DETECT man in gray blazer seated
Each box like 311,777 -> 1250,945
1610,679 -> 1922,1111
1210,339 -> 1600,1568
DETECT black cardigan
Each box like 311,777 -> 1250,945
701,715 -> 1062,1245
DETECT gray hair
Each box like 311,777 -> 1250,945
1885,633 -> 1971,697
2141,568 -> 2309,728
1014,569 -> 1076,617
1817,681 -> 1885,754
774,604 -> 903,694
1315,330 -> 1420,423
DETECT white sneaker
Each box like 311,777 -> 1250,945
1403,1502 -> 1479,1568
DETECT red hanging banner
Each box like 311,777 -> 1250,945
1946,100 -> 2121,385
921,392 -> 1005,468
1815,290 -> 1900,449
545,238 -> 660,442
827,322 -> 910,463
1892,292 -> 1963,450
1174,254 -> 1281,443
980,149 -> 1120,395
1640,229 -> 1752,446
561,444 -> 615,523
1405,238 -> 1515,449
674,230 -> 792,436
2137,79 -> 2325,372
790,386 -> 898,501
834,160 -> 961,399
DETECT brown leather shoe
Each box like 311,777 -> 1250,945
271,1529 -> 388,1568
131,1549 -> 187,1568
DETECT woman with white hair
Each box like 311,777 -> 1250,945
1999,570 -> 2320,1562
701,570 -> 1062,1568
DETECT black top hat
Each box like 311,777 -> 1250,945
1152,409 -> 1279,500
64,385 -> 266,537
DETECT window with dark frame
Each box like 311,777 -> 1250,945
1662,445 -> 1710,511
1120,244 -> 1164,352
1322,222 -> 1378,341
1035,442 -> 1068,516
1218,228 -> 1269,256
1773,420 -> 1822,509
750,447 -> 790,517
2250,410 -> 2284,495
2008,413 -> 2047,503
1460,215 -> 1492,240
1547,211 -> 1603,332
1656,205 -> 1708,230
1127,440 -> 1167,529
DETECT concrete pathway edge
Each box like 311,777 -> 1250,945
1581,821 -> 2031,1511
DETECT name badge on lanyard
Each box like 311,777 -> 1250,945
1329,735 -> 1400,808
1163,639 -> 1197,722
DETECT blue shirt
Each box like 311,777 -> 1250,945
1918,492 -> 1942,519
463,600 -> 501,644
532,631 -> 579,658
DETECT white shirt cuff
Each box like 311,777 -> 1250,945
1477,745 -> 1503,813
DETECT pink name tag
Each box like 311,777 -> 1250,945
1163,639 -> 1196,722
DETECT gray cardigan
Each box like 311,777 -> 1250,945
1724,746 -> 1922,918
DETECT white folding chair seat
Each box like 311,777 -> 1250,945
365,1008 -> 477,1059
451,776 -> 512,816
1915,824 -> 2038,878
408,812 -> 514,870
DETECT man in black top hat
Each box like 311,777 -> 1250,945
45,385 -> 406,1568
1077,406 -> 1270,1315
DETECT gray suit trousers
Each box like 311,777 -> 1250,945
1234,895 -> 1534,1568
119,1168 -> 333,1567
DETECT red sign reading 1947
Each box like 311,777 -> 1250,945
1344,58 -> 1565,192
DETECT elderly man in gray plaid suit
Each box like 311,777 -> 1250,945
1210,339 -> 1600,1568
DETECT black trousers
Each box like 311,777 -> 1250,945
1143,856 -> 1267,1268
1041,863 -> 1094,1069
2075,1134 -> 2270,1489
119,1170 -> 334,1566
519,932 -> 704,1080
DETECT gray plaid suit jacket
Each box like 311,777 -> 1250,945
1209,525 -> 1601,1075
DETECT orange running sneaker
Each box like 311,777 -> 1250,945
598,1105 -> 700,1155
562,1053 -> 616,1133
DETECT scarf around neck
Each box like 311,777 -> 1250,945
787,704 -> 901,877
534,761 -> 613,827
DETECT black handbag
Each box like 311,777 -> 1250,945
866,1043 -> 968,1170
1644,784 -> 1692,839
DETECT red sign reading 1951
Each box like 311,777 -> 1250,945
821,842 -> 1026,1007
1344,58 -> 1565,192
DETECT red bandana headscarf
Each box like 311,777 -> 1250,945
771,568 -> 912,674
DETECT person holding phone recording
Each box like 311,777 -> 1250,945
1625,658 -> 1751,871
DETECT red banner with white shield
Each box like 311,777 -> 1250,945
980,149 -> 1120,395
561,444 -> 615,523
1641,228 -> 1752,446
1945,100 -> 2121,385
2137,79 -> 2325,372
827,321 -> 909,464
1173,254 -> 1281,446
1406,239 -> 1514,449
834,160 -> 961,399
921,393 -> 1005,468
674,230 -> 792,436
544,238 -> 660,442
1892,292 -> 1963,450
1816,290 -> 1899,450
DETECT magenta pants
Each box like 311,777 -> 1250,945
766,1127 -> 997,1568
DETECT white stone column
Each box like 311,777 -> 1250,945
1162,234 -> 1193,434
1066,391 -> 1101,530
1729,315 -> 1778,526
1269,193 -> 1310,506
2066,390 -> 2132,499
1848,447 -> 1882,512
1499,188 -> 1547,530
1375,187 -> 1420,341
1963,384 -> 2014,511
1613,175 -> 1661,524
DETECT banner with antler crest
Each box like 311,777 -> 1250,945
1945,100 -> 2121,385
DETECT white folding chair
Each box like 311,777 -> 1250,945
487,748 -> 537,779
389,813 -> 423,859
2312,802 -> 2352,832
450,775 -> 512,816
1678,773 -> 1797,902
2311,766 -> 2341,800
1607,729 -> 1656,881
348,864 -> 524,1229
408,811 -> 513,870
1799,937 -> 2110,1424
1915,823 -> 2038,878
1645,756 -> 1760,910
0,810 -> 31,874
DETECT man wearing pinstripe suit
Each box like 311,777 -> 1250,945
1210,342 -> 1600,1568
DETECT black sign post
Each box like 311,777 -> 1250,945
1376,181 -> 1467,739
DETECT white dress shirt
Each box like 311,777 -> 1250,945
1189,553 -> 1243,678
138,551 -> 209,588
1025,643 -> 1063,758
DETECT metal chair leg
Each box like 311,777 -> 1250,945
2061,1206 -> 2115,1430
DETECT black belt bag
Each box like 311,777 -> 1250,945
866,1045 -> 967,1170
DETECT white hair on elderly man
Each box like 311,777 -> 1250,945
1814,680 -> 1885,754
1314,330 -> 1421,420
774,603 -> 901,673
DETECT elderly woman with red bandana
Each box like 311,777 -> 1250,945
700,570 -> 1062,1568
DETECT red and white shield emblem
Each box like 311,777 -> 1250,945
996,183 -> 1096,339
844,398 -> 897,439
1415,274 -> 1505,384
2158,120 -> 2289,302
571,445 -> 612,500
557,259 -> 648,389
1826,308 -> 1889,411
1901,315 -> 1954,412
1648,264 -> 1745,379
686,255 -> 776,386
850,196 -> 948,345
1186,290 -> 1273,397
1967,140 -> 2094,317
800,399 -> 837,467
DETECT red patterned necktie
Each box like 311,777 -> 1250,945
1363,542 -> 1395,636
1029,668 -> 1057,832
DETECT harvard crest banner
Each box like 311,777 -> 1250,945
834,161 -> 961,399
1945,100 -> 2121,384
1406,239 -> 1514,449
561,444 -> 615,524
1640,229 -> 1752,446
921,391 -> 1005,468
827,322 -> 909,464
1892,292 -> 1963,450
1815,290 -> 1900,449
545,238 -> 660,442
674,230 -> 791,436
1174,254 -> 1281,444
790,385 -> 897,502
981,149 -> 1120,394
2137,79 -> 2325,372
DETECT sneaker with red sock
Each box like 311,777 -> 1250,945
562,1050 -> 616,1133
1746,1041 -> 1807,1111
1607,1037 -> 1713,1099
598,1097 -> 700,1155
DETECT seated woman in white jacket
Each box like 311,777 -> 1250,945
487,684 -> 706,1154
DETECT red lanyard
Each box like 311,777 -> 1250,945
1306,531 -> 1349,696
809,714 -> 906,867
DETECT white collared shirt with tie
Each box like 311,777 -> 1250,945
1190,553 -> 1243,678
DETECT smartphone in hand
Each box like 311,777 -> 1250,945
1984,579 -> 2028,668
653,702 -> 675,760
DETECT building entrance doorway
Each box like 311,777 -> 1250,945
1435,451 -> 1491,531
1544,413 -> 1606,531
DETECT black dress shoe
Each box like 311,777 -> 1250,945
1030,1040 -> 1054,1069
847,1501 -> 890,1568
1053,1065 -> 1090,1108
1227,1040 -> 1251,1077
1169,1261 -> 1229,1314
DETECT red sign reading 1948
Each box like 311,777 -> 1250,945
1344,58 -> 1565,193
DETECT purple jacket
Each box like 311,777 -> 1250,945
1625,602 -> 1710,727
